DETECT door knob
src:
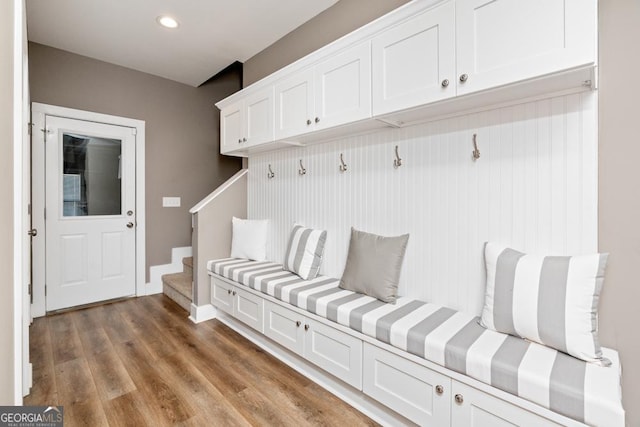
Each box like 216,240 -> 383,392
126,222 -> 134,229
27,229 -> 37,237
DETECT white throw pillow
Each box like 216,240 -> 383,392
283,224 -> 327,280
480,242 -> 609,365
230,217 -> 268,261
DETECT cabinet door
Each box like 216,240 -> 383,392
303,318 -> 363,389
372,1 -> 455,116
274,69 -> 314,140
451,381 -> 562,427
233,287 -> 264,333
315,42 -> 371,130
211,277 -> 234,315
363,343 -> 451,426
244,87 -> 274,148
263,301 -> 304,355
220,101 -> 244,154
456,0 -> 596,95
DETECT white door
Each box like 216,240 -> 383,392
372,1 -> 456,116
315,41 -> 372,130
455,0 -> 596,96
45,116 -> 136,311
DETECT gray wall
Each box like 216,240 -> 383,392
243,0 -> 640,424
243,0 -> 410,86
29,43 -> 243,280
598,0 -> 640,425
0,0 -> 16,404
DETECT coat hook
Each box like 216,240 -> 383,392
472,133 -> 481,161
393,145 -> 402,168
339,153 -> 348,172
267,164 -> 275,179
298,159 -> 306,176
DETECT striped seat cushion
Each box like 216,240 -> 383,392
208,258 -> 625,426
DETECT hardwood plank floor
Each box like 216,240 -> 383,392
25,295 -> 379,427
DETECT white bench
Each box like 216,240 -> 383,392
208,258 -> 624,427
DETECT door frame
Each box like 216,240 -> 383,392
31,103 -> 146,317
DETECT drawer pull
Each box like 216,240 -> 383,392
296,320 -> 301,327
315,117 -> 320,123
227,289 -> 231,295
455,394 -> 464,404
306,119 -> 312,125
441,79 -> 449,88
459,73 -> 468,83
232,291 -> 237,296
435,385 -> 444,395
304,324 -> 310,331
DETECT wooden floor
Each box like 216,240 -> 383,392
25,295 -> 378,427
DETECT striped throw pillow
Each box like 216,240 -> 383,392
283,224 -> 327,280
480,242 -> 609,365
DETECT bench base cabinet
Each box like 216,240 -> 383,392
263,300 -> 363,389
210,275 -> 581,426
211,277 -> 263,332
363,343 -> 451,426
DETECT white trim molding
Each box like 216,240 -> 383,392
188,303 -> 217,324
30,103 -> 146,317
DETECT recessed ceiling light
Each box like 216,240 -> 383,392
157,15 -> 179,29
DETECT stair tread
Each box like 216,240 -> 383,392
162,272 -> 192,299
182,257 -> 193,268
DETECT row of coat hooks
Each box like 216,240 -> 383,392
266,134 -> 481,179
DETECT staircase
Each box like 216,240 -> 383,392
162,257 -> 193,312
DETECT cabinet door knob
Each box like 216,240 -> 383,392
454,394 -> 464,404
315,117 -> 320,123
441,79 -> 449,88
459,74 -> 468,83
306,119 -> 312,125
435,385 -> 444,395
227,289 -> 231,295
232,291 -> 236,296
304,324 -> 310,331
242,137 -> 247,142
296,320 -> 301,327
238,138 -> 242,143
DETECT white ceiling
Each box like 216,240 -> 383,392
26,0 -> 339,87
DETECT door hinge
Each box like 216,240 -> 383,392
29,283 -> 33,304
44,207 -> 46,220
28,203 -> 31,215
44,285 -> 47,296
27,122 -> 33,135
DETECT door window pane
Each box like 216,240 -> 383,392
62,133 -> 122,216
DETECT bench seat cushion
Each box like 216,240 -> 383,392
208,258 -> 624,426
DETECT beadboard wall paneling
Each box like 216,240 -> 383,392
248,92 -> 597,316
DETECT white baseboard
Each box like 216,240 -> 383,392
189,303 -> 217,324
145,246 -> 192,295
217,314 -> 411,427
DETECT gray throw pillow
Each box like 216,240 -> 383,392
339,228 -> 409,303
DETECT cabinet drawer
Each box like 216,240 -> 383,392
304,319 -> 363,390
263,301 -> 304,354
363,343 -> 451,426
234,287 -> 263,333
211,277 -> 233,315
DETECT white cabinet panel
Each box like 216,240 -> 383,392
456,0 -> 596,95
275,69 -> 314,140
304,318 -> 363,389
220,101 -> 243,154
363,343 -> 451,426
372,1 -> 455,115
451,382 -> 562,427
211,277 -> 233,315
234,287 -> 264,333
264,300 -> 305,354
244,87 -> 274,148
315,42 -> 371,129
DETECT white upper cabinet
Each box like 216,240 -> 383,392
275,69 -> 314,140
372,1 -> 456,116
276,42 -> 372,140
455,0 -> 597,95
217,0 -> 597,155
315,42 -> 372,130
220,86 -> 274,155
